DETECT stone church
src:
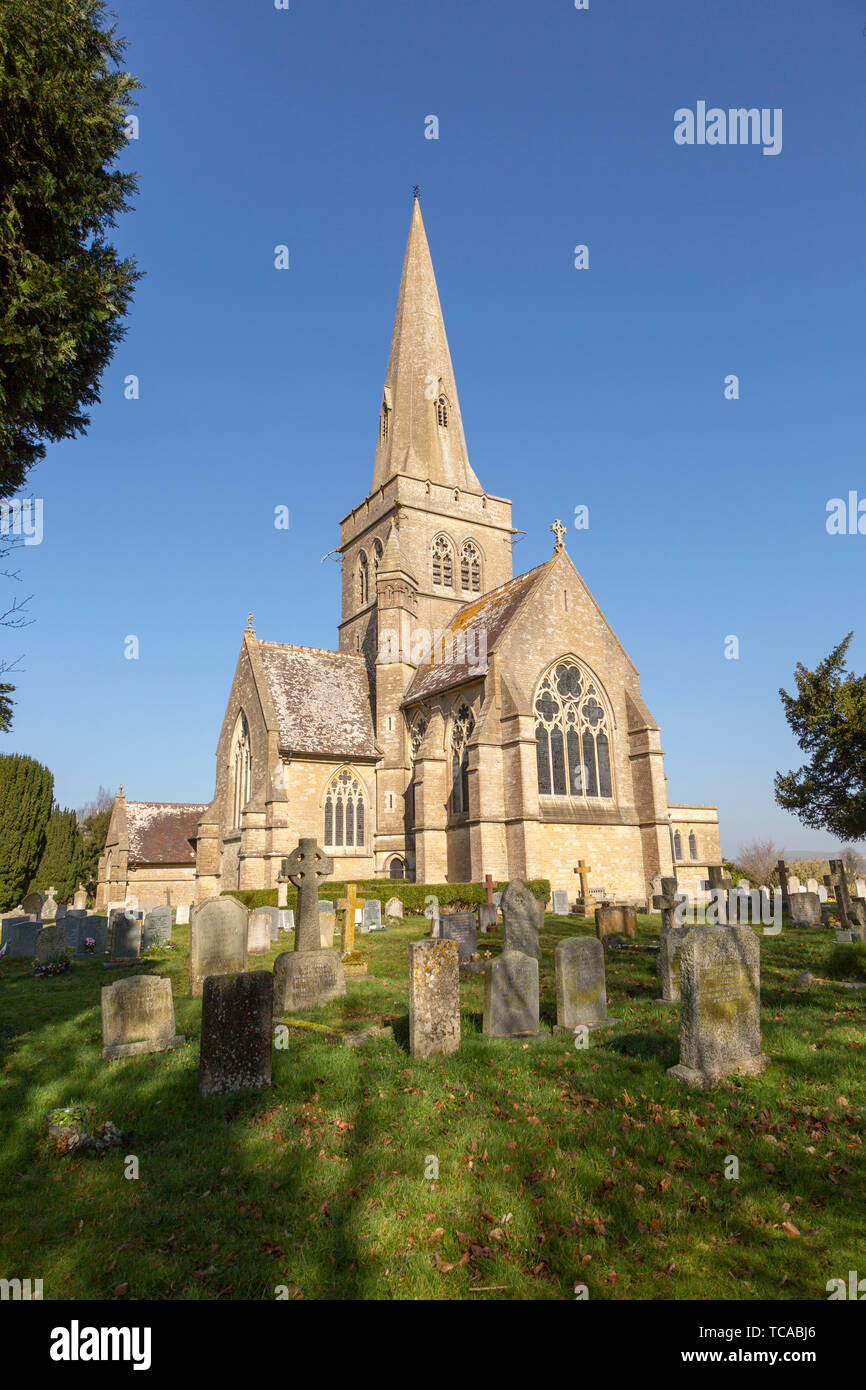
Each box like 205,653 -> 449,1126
98,198 -> 720,907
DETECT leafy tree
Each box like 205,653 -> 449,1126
734,840 -> 781,887
0,0 -> 141,492
0,683 -> 14,731
28,806 -> 83,902
775,634 -> 866,843
0,752 -> 53,909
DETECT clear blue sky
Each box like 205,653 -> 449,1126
5,0 -> 865,857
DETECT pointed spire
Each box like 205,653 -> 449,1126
371,201 -> 483,495
379,518 -> 417,582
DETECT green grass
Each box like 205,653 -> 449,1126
0,913 -> 863,1301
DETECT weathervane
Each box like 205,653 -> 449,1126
413,184 -> 420,202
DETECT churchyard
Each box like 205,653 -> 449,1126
0,871 -> 863,1302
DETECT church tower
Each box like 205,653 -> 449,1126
337,195 -> 515,875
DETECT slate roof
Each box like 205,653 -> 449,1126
404,561 -> 550,703
125,803 -> 207,866
258,643 -> 378,759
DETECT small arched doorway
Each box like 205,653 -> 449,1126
389,857 -> 406,880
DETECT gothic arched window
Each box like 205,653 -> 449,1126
389,857 -> 406,879
674,831 -> 683,861
450,704 -> 474,816
405,713 -> 429,830
373,538 -> 384,575
437,395 -> 449,428
534,660 -> 613,800
460,540 -> 481,593
324,769 -> 365,852
432,535 -> 453,589
358,550 -> 369,606
689,831 -> 698,860
230,711 -> 252,830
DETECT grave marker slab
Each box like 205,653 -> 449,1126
501,879 -> 543,960
101,976 -> 185,1059
273,948 -> 345,1012
789,892 -> 822,927
424,894 -> 440,938
1,918 -> 39,957
554,936 -> 618,1031
175,903 -> 190,926
807,878 -> 819,894
595,904 -> 638,945
22,891 -> 43,918
280,909 -> 295,933
73,888 -> 87,910
478,902 -> 497,933
817,885 -> 828,902
34,925 -> 69,963
282,839 -> 333,953
658,926 -> 690,1003
319,910 -> 336,950
551,889 -> 570,915
199,971 -> 273,1095
362,899 -> 382,932
111,918 -> 141,961
385,896 -> 404,919
190,896 -> 248,997
142,906 -> 172,950
667,927 -> 767,1089
439,911 -> 477,966
408,939 -> 461,1058
75,917 -> 108,955
483,950 -> 541,1038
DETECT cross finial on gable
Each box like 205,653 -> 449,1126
247,613 -> 254,631
551,519 -> 566,553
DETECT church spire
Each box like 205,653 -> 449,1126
371,200 -> 483,495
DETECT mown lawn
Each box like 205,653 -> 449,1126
0,912 -> 863,1301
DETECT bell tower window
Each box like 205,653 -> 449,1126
436,395 -> 449,428
432,535 -> 453,589
460,540 -> 481,594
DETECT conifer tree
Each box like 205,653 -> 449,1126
28,807 -> 84,903
0,753 -> 53,909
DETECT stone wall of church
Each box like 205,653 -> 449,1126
669,804 -> 722,882
538,823 -> 649,904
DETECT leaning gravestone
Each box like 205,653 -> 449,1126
142,906 -> 172,950
189,896 -> 248,997
101,976 -> 185,1059
198,971 -> 273,1095
551,889 -> 570,915
501,879 -> 543,960
362,899 -> 382,932
667,927 -> 767,1089
22,891 -> 44,919
408,939 -> 461,1058
274,838 -> 346,1011
34,925 -> 69,964
478,902 -> 497,933
75,916 -> 108,955
439,911 -> 477,966
554,936 -> 618,1032
111,917 -> 141,961
1,919 -> 39,958
658,926 -> 690,1003
247,910 -> 272,956
385,896 -> 404,919
788,892 -> 822,927
484,950 -> 541,1038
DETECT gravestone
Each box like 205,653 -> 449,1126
492,892 -> 503,908
788,892 -> 822,927
483,950 -> 541,1038
573,859 -> 592,913
835,929 -> 855,944
478,902 -> 497,933
807,878 -> 819,895
111,917 -> 141,961
551,889 -> 569,915
55,903 -> 68,921
501,879 -> 543,960
73,887 -> 87,910
75,916 -> 108,955
277,881 -> 288,908
362,899 -> 382,932
247,910 -> 272,956
817,885 -> 828,902
787,874 -> 801,895
42,891 -> 59,920
280,909 -> 295,933
64,915 -> 84,950
319,910 -> 336,950
1,918 -> 39,958
175,903 -> 190,926
101,976 -> 185,1059
142,906 -> 172,950
408,939 -> 461,1058
254,905 -> 281,941
847,900 -> 866,940
277,838 -> 346,1007
34,925 -> 69,963
856,878 -> 866,900
776,858 -> 790,907
199,971 -> 273,1095
424,895 -> 440,938
595,904 -> 638,945
318,899 -> 335,915
483,873 -> 495,905
189,896 -> 248,997
828,860 -> 854,933
439,911 -> 477,966
385,896 -> 404,918
658,926 -> 690,1003
554,936 -> 618,1032
652,877 -> 679,931
667,927 -> 767,1089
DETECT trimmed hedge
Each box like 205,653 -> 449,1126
221,879 -> 550,914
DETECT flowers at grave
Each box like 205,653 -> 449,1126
45,1102 -> 130,1157
83,936 -> 96,953
34,953 -> 71,977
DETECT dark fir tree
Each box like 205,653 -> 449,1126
28,807 -> 84,902
775,633 -> 866,843
0,753 -> 53,910
0,0 -> 141,495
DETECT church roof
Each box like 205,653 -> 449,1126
257,642 -> 378,758
125,802 -> 207,865
404,560 -> 551,703
370,198 -> 483,496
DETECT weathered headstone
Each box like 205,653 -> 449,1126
478,902 -> 497,933
64,915 -> 84,950
385,896 -> 404,918
73,887 -> 87,910
817,885 -> 828,902
408,939 -> 461,1058
501,879 -> 543,960
483,950 -> 541,1038
595,904 -> 638,945
175,902 -> 190,926
424,894 -> 440,937
199,971 -> 273,1095
189,896 -> 248,997
362,899 -> 382,932
828,860 -> 853,932
273,948 -> 345,1012
247,909 -> 272,955
439,911 -> 477,966
788,892 -> 822,927
847,899 -> 866,940
551,889 -> 569,915
277,880 -> 288,908
34,924 -> 69,963
492,891 -> 503,908
42,890 -> 59,920
111,917 -> 141,961
554,936 -> 618,1032
787,874 -> 801,895
75,916 -> 108,955
280,908 -> 295,933
652,877 -> 679,931
856,878 -> 866,900
254,905 -> 281,941
658,925 -> 690,1003
101,976 -> 185,1059
142,906 -> 172,950
319,910 -> 336,950
806,877 -> 819,895
1,918 -> 39,957
667,927 -> 767,1089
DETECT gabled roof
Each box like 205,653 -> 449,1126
126,803 -> 207,866
257,642 -> 378,759
404,560 -> 551,703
